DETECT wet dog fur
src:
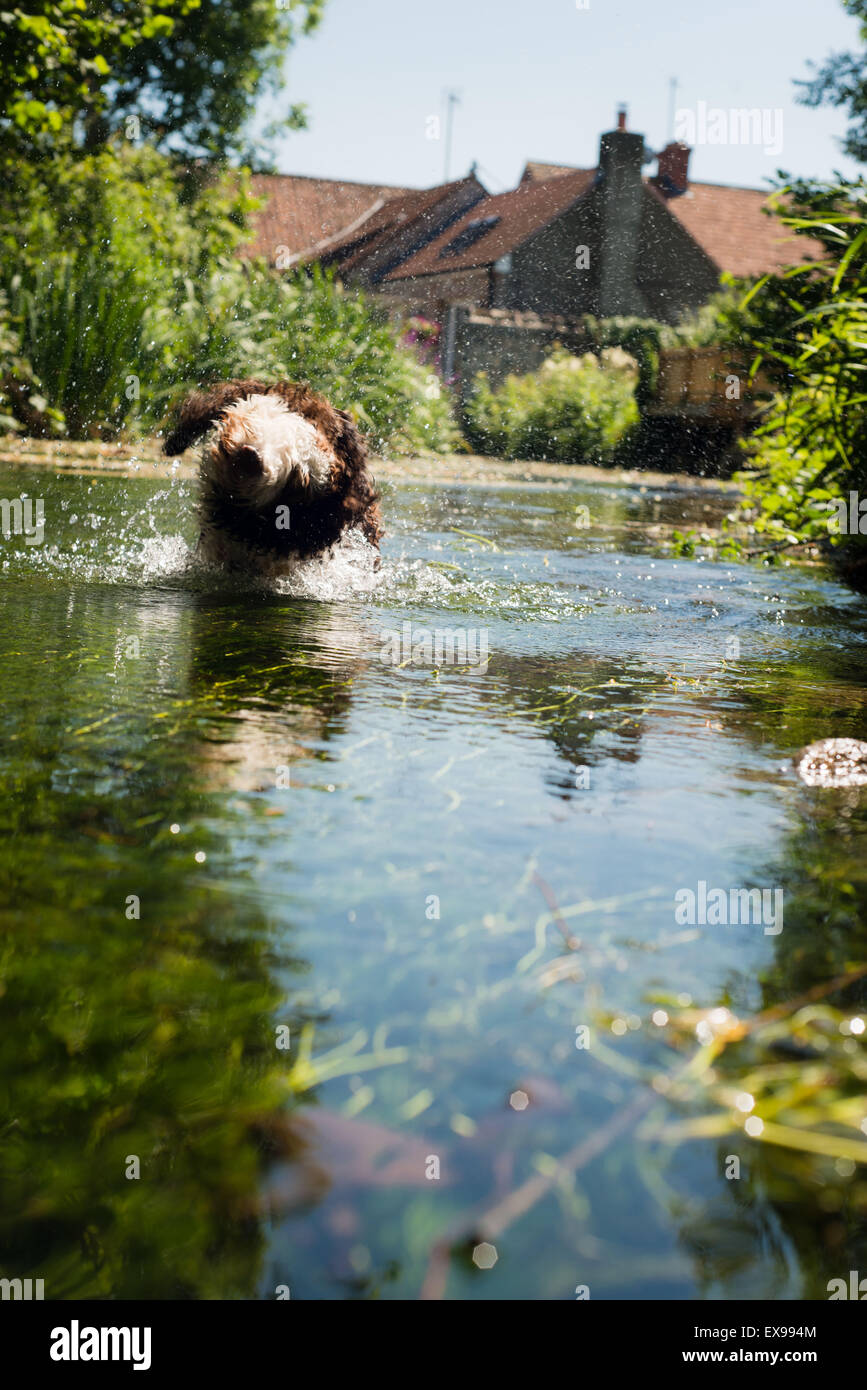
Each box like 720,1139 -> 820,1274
162,379 -> 383,570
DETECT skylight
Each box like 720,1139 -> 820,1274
439,215 -> 501,257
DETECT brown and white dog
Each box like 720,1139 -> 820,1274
162,379 -> 383,572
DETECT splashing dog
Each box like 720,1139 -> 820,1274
162,379 -> 383,573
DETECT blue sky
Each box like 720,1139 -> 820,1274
255,0 -> 864,192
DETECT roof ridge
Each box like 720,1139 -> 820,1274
387,168 -> 596,279
282,195 -> 390,268
646,174 -> 778,195
251,171 -> 418,192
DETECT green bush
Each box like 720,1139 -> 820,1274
167,260 -> 459,454
463,346 -> 639,463
0,144 -> 459,452
727,180 -> 867,557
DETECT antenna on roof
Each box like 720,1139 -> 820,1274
667,76 -> 678,141
444,89 -> 461,181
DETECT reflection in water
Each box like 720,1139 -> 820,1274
183,594 -> 374,791
0,584 -> 373,1298
646,649 -> 867,1299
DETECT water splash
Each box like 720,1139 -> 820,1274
271,527 -> 383,600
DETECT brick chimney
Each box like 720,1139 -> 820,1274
596,107 -> 646,317
655,141 -> 691,196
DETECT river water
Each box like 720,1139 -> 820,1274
1,457 -> 865,1300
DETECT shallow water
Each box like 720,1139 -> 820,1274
1,459 -> 866,1300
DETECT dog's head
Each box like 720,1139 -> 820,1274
202,393 -> 337,507
163,379 -> 382,552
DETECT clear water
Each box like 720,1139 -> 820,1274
1,458 -> 866,1300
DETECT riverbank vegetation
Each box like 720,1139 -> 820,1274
726,180 -> 867,577
0,147 -> 458,453
460,296 -> 741,465
0,2 -> 457,455
462,346 -> 640,464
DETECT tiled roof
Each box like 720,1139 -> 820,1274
520,160 -> 584,183
649,181 -> 822,277
318,177 -> 484,273
386,170 -> 596,279
519,158 -> 822,277
245,161 -> 824,285
245,173 -> 414,262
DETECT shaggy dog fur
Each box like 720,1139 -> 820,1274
162,379 -> 383,570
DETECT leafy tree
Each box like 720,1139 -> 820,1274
797,0 -> 867,163
0,0 -> 324,162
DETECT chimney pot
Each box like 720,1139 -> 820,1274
655,140 -> 691,195
617,105 -> 627,131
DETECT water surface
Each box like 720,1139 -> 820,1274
1,458 -> 866,1300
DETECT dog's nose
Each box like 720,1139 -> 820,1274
234,446 -> 263,477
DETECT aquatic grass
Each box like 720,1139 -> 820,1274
603,964 -> 867,1172
416,972 -> 867,1298
2,463 -> 867,1299
286,1022 -> 410,1092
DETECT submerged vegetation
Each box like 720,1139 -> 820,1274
1,380 -> 867,1299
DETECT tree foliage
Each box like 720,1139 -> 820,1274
797,0 -> 867,163
0,0 -> 324,162
730,179 -> 867,561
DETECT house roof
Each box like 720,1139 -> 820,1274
519,159 -> 821,278
520,160 -> 584,184
317,176 -> 485,274
245,173 -> 414,262
648,181 -> 820,278
245,158 -> 823,287
386,170 -> 597,280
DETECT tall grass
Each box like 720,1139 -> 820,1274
8,252 -> 159,438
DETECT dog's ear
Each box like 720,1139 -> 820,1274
162,380 -> 269,455
162,390 -> 217,456
334,407 -> 369,472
